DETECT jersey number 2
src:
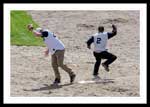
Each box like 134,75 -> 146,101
96,38 -> 101,44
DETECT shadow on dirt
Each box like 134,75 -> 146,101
95,79 -> 115,84
23,79 -> 115,92
23,83 -> 73,92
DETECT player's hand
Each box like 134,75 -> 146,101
27,24 -> 34,31
87,45 -> 91,49
44,50 -> 49,57
112,24 -> 116,28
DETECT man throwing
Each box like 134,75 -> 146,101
86,24 -> 117,77
27,24 -> 76,84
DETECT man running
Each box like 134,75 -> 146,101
86,24 -> 117,77
27,24 -> 76,84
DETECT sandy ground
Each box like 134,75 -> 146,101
11,11 -> 140,97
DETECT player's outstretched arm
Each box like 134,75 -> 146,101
27,24 -> 42,37
107,24 -> 117,39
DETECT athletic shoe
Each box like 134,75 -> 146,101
53,78 -> 61,84
92,75 -> 101,80
93,72 -> 99,76
70,74 -> 76,83
102,63 -> 109,72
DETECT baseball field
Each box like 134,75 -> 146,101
11,10 -> 140,97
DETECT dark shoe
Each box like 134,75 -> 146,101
102,63 -> 109,72
70,74 -> 76,83
93,72 -> 98,76
53,78 -> 61,84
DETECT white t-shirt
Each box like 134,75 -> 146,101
93,32 -> 108,53
43,30 -> 65,55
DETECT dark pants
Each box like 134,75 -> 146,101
93,51 -> 117,75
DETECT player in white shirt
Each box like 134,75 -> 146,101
27,24 -> 76,84
86,25 -> 117,77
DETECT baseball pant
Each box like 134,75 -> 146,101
93,51 -> 117,75
51,49 -> 74,80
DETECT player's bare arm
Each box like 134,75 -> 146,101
44,48 -> 49,57
32,30 -> 42,37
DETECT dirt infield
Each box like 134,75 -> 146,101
11,11 -> 140,97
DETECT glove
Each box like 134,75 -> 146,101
112,24 -> 116,29
27,24 -> 34,31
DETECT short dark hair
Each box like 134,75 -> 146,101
98,26 -> 104,32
